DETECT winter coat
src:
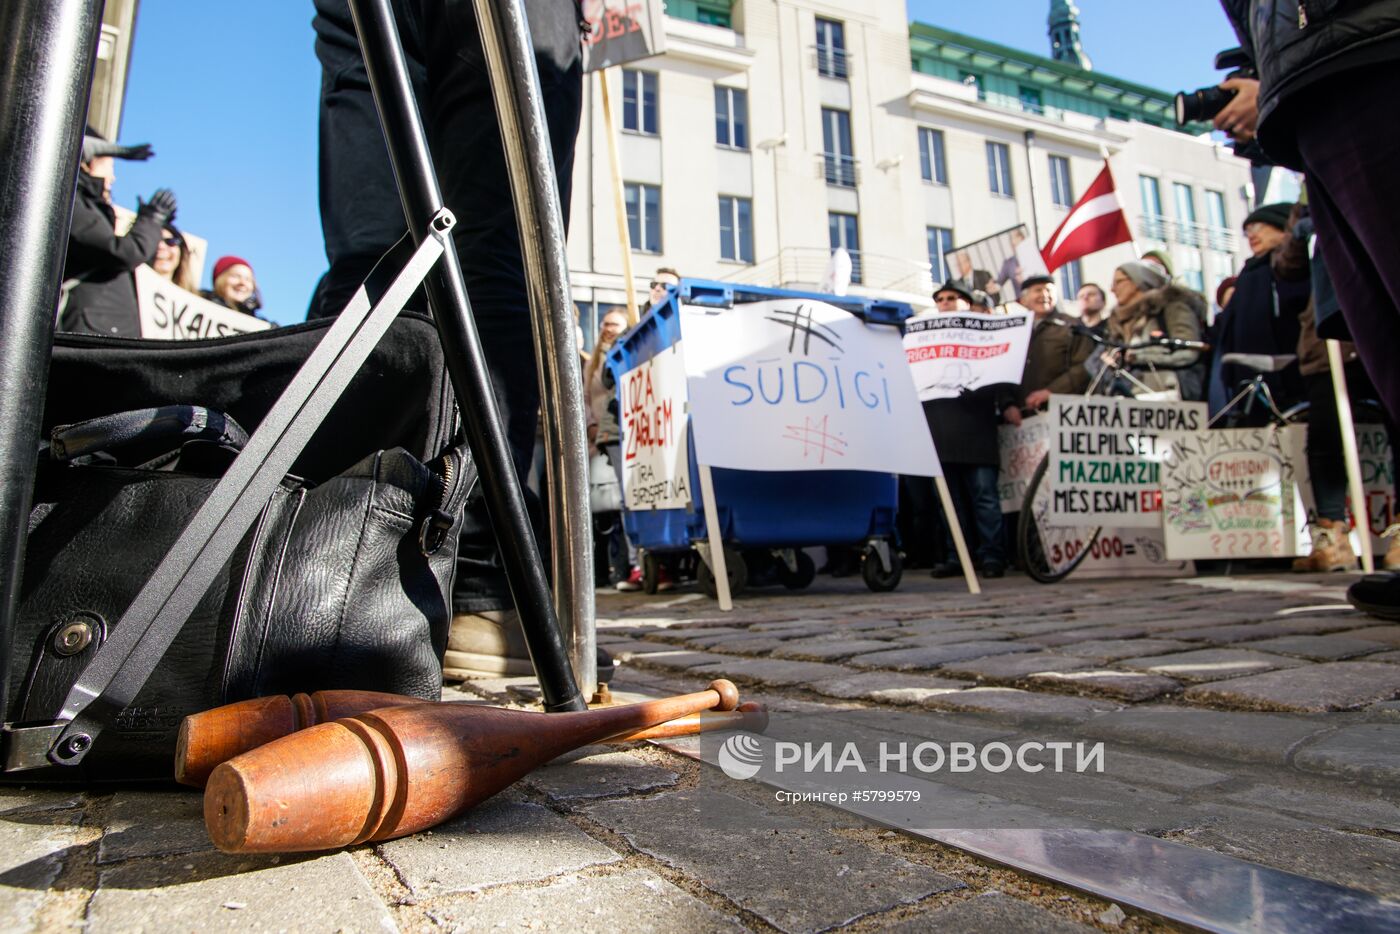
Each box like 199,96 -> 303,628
59,172 -> 163,337
1269,209 -> 1359,376
922,386 -> 1012,467
586,356 -> 620,447
1210,252 -> 1308,408
1106,284 -> 1207,400
1221,0 -> 1400,169
1020,310 -> 1094,404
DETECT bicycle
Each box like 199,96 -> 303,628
1015,328 -> 1209,584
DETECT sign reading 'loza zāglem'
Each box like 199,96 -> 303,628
135,265 -> 271,340
618,341 -> 692,510
1048,395 -> 1207,527
903,310 -> 1032,401
680,299 -> 941,476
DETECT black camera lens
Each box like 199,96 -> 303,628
1174,85 -> 1235,126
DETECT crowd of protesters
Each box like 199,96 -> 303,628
58,129 -> 265,337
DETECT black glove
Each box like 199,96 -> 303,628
137,188 -> 177,227
80,136 -> 155,163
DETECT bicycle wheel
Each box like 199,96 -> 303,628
1016,455 -> 1102,584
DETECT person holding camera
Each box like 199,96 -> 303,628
1215,1 -> 1400,613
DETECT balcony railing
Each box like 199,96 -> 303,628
813,46 -> 850,79
820,153 -> 859,188
1137,216 -> 1238,253
719,247 -> 935,296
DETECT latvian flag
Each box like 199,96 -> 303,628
1040,161 -> 1133,272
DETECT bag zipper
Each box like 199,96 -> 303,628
418,448 -> 464,556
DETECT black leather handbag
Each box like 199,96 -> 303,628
8,313 -> 472,782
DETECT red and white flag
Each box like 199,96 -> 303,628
1040,161 -> 1132,272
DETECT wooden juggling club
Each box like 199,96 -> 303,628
205,680 -> 743,853
176,690 -> 766,787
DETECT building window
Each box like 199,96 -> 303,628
1018,85 -> 1043,115
693,0 -> 731,28
1173,182 -> 1197,224
1059,259 -> 1083,296
624,182 -> 661,253
918,128 -> 947,185
815,17 -> 847,79
714,86 -> 749,149
1109,108 -> 1129,121
1205,189 -> 1228,229
718,196 -> 754,263
828,212 -> 861,284
1139,174 -> 1164,239
1182,248 -> 1205,293
621,70 -> 658,135
822,108 -> 856,188
986,141 -> 1013,197
927,226 -> 954,284
1049,155 -> 1073,208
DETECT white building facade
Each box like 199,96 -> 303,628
566,0 -> 1255,346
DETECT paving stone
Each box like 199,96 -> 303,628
428,867 -> 748,932
848,642 -> 1033,671
1335,625 -> 1400,647
772,639 -> 898,661
1046,638 -> 1195,662
1168,621 -> 1310,643
602,640 -> 689,661
806,672 -> 966,701
1240,635 -> 1392,661
919,688 -> 1119,724
880,892 -> 1096,933
689,658 -> 849,687
377,797 -> 622,896
1029,669 -> 1182,702
1083,708 -> 1329,765
705,636 -> 788,655
527,750 -> 679,801
1217,781 -> 1400,832
1184,662 -> 1400,712
938,652 -> 1092,682
1276,615 -> 1372,635
1368,651 -> 1400,665
632,650 -> 731,671
0,810 -> 81,934
98,791 -> 211,863
1115,648 -> 1308,682
0,786 -> 83,815
583,787 -> 961,932
1294,724 -> 1400,785
1369,700 -> 1400,720
88,851 -> 391,933
991,618 -> 1104,636
1021,624 -> 1153,647
1174,826 -> 1400,901
891,629 -> 1015,647
1076,749 -> 1231,791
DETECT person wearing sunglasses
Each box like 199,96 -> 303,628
647,268 -> 680,311
151,225 -> 198,293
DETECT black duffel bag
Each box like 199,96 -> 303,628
8,312 -> 472,782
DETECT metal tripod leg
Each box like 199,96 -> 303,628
348,0 -> 587,711
0,0 -> 105,725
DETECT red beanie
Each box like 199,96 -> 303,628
212,255 -> 252,281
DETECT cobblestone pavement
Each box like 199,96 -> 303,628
3,571 -> 1399,932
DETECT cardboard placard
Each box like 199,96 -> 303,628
903,310 -> 1032,401
1048,395 -> 1207,527
680,298 -> 941,476
580,0 -> 667,72
997,415 -> 1051,514
618,341 -> 692,510
135,265 -> 271,340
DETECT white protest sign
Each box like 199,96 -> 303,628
135,266 -> 271,340
903,310 -> 1032,401
618,341 -> 692,510
1049,395 -> 1207,527
1287,422 -> 1394,555
997,414 -> 1051,514
680,298 -> 941,476
581,0 -> 667,72
1161,426 -> 1303,560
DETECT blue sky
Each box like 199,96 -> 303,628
114,1 -> 1236,325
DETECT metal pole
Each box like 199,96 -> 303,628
348,0 -> 586,712
0,0 -> 105,724
472,0 -> 597,697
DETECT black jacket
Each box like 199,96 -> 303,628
922,386 -> 1009,468
60,172 -> 163,337
1221,0 -> 1400,169
1211,252 -> 1308,408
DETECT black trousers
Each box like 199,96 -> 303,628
309,0 -> 582,610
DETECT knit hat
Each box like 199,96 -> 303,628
933,280 -> 973,305
1117,260 -> 1168,293
212,255 -> 253,281
1141,248 -> 1174,278
1215,275 -> 1238,308
1243,202 -> 1293,231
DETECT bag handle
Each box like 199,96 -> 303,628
50,405 -> 249,462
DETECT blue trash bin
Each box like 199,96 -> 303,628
605,279 -> 913,597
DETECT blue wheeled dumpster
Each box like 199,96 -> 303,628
605,278 -> 914,597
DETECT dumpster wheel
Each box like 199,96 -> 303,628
776,549 -> 817,590
861,543 -> 903,592
698,547 -> 747,599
